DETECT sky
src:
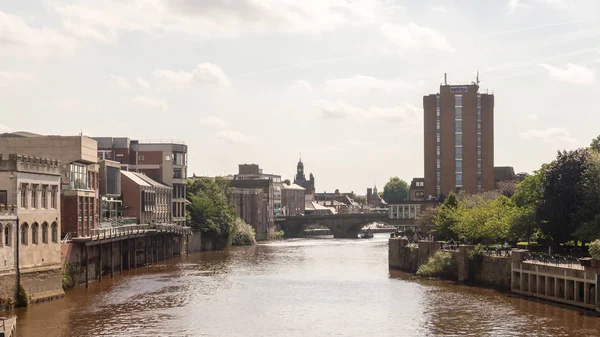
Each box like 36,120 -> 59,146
1,0 -> 600,195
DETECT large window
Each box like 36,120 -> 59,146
69,164 -> 88,190
21,223 -> 28,245
51,186 -> 58,208
455,107 -> 462,119
31,223 -> 39,245
41,185 -> 47,208
31,184 -> 38,208
455,160 -> 463,172
173,168 -> 182,179
455,147 -> 463,158
42,222 -> 48,244
4,225 -> 11,246
455,95 -> 463,107
0,190 -> 6,206
455,120 -> 462,132
455,133 -> 463,146
21,183 -> 28,208
173,152 -> 185,166
51,222 -> 58,243
106,166 -> 120,195
456,174 -> 463,187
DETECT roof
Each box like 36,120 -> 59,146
305,201 -> 331,211
136,173 -> 170,189
0,131 -> 44,138
316,200 -> 346,207
282,183 -> 305,190
494,166 -> 517,182
121,171 -> 151,187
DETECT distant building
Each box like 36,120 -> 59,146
0,133 -> 100,238
93,137 -> 188,226
293,158 -> 315,197
366,185 -> 386,207
235,164 -> 282,216
281,183 -> 305,216
231,187 -> 268,235
304,200 -> 333,215
0,153 -> 64,302
423,74 -> 494,198
409,178 -> 425,201
314,190 -> 360,214
98,160 -> 122,224
494,166 -> 518,186
516,172 -> 529,181
229,178 -> 274,240
120,171 -> 172,225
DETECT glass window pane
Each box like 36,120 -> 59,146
436,95 -> 440,107
455,120 -> 462,132
455,95 -> 462,107
455,160 -> 463,172
455,107 -> 462,119
455,147 -> 463,158
456,133 -> 462,146
456,173 -> 463,186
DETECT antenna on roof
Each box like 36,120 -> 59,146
476,71 -> 480,86
444,73 -> 447,85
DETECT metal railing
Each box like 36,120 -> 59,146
523,254 -> 582,269
61,232 -> 72,244
137,139 -> 186,145
86,223 -> 191,241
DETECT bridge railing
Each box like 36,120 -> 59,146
87,224 -> 191,241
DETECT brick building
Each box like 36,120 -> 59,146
293,158 -> 315,197
121,171 -> 172,224
0,133 -> 99,238
93,137 -> 188,226
98,160 -> 122,223
0,154 -> 64,302
423,74 -> 494,198
366,185 -> 386,207
235,164 -> 282,216
231,187 -> 268,237
409,178 -> 425,201
228,178 -> 274,240
281,183 -> 305,216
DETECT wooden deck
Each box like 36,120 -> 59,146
0,316 -> 17,337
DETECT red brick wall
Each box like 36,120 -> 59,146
121,175 -> 141,223
61,195 -> 78,235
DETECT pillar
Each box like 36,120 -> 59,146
134,238 -> 137,269
584,282 -> 589,305
155,235 -> 158,262
98,243 -> 102,282
85,245 -> 89,288
186,234 -> 189,256
111,240 -> 114,278
120,239 -> 123,274
170,235 -> 174,258
127,238 -> 131,270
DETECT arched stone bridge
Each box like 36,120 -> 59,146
275,214 -> 416,238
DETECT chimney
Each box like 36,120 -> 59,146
444,73 -> 447,85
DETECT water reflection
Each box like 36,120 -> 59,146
9,234 -> 600,337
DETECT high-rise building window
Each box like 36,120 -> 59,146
477,159 -> 482,171
477,147 -> 481,157
456,173 -> 463,187
436,134 -> 440,143
455,160 -> 463,172
436,120 -> 441,130
477,95 -> 481,108
436,146 -> 440,158
456,134 -> 463,146
477,134 -> 482,146
436,160 -> 441,169
21,183 -> 28,208
455,120 -> 462,132
456,147 -> 463,158
455,95 -> 463,107
436,95 -> 440,107
455,107 -> 463,119
477,123 -> 481,133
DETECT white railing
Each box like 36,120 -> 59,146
61,232 -> 72,244
86,223 -> 191,241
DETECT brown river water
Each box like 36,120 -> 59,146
9,234 -> 600,336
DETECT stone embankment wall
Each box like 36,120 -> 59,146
389,238 -> 511,290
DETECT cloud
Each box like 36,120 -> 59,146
0,124 -> 13,133
507,0 -> 531,13
380,22 -> 453,53
215,130 -> 248,143
318,100 -> 421,126
136,77 -> 150,88
526,114 -> 538,121
0,71 -> 37,86
0,10 -> 76,50
429,6 -> 447,13
153,63 -> 230,88
539,63 -> 596,84
109,74 -> 131,89
520,127 -> 579,146
199,116 -> 228,127
52,0 -> 388,42
324,75 -> 423,95
291,80 -> 314,92
131,96 -> 168,110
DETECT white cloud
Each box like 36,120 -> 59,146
318,100 -> 421,126
507,0 -> 530,13
0,71 -> 37,86
526,114 -> 538,121
324,75 -> 423,95
131,96 -> 168,110
109,74 -> 131,89
380,22 -> 453,53
215,130 -> 248,143
291,80 -> 314,92
153,63 -> 230,88
520,127 -> 579,146
539,63 -> 596,84
199,116 -> 228,127
430,6 -> 447,13
0,124 -> 13,133
0,10 -> 76,50
52,0 -> 388,42
136,77 -> 150,88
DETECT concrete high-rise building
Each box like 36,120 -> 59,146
423,74 -> 494,198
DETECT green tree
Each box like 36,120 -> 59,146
382,177 -> 409,202
573,151 -> 600,242
537,149 -> 590,244
509,206 -> 537,244
590,134 -> 600,153
433,192 -> 459,240
452,194 -> 515,244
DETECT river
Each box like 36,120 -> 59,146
10,234 -> 600,336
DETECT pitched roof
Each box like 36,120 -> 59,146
282,183 -> 305,190
121,171 -> 151,187
136,173 -> 170,188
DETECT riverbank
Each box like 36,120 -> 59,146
389,237 -> 600,312
304,227 -> 396,236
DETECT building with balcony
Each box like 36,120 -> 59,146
121,171 -> 172,225
93,137 -> 188,226
0,133 -> 99,238
99,160 -> 122,223
0,154 -> 64,302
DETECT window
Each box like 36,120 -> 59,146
41,185 -> 47,208
21,183 -> 28,208
455,133 -> 463,146
42,223 -> 48,244
477,159 -> 482,172
4,225 -> 11,246
51,186 -> 57,208
116,154 -> 124,163
139,155 -> 145,161
21,223 -> 28,245
436,146 -> 440,158
477,134 -> 482,146
477,174 -> 482,186
477,123 -> 481,133
456,173 -> 463,187
477,108 -> 481,120
31,184 -> 38,208
477,148 -> 482,157
173,152 -> 184,165
436,120 -> 440,130
51,222 -> 58,243
436,160 -> 441,169
0,190 -> 6,206
455,120 -> 462,132
436,133 -> 440,144
455,107 -> 462,119
455,95 -> 463,107
455,147 -> 463,158
69,164 -> 88,190
455,160 -> 463,172
436,107 -> 440,118
477,95 -> 481,107
173,168 -> 182,179
106,166 -> 119,195
436,95 -> 440,107
31,223 -> 39,245
416,191 -> 424,197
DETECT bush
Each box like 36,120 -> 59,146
271,230 -> 285,240
231,218 -> 256,246
416,250 -> 455,278
589,239 -> 600,260
16,284 -> 29,307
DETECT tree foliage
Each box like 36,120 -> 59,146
382,177 -> 409,202
186,178 -> 236,244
